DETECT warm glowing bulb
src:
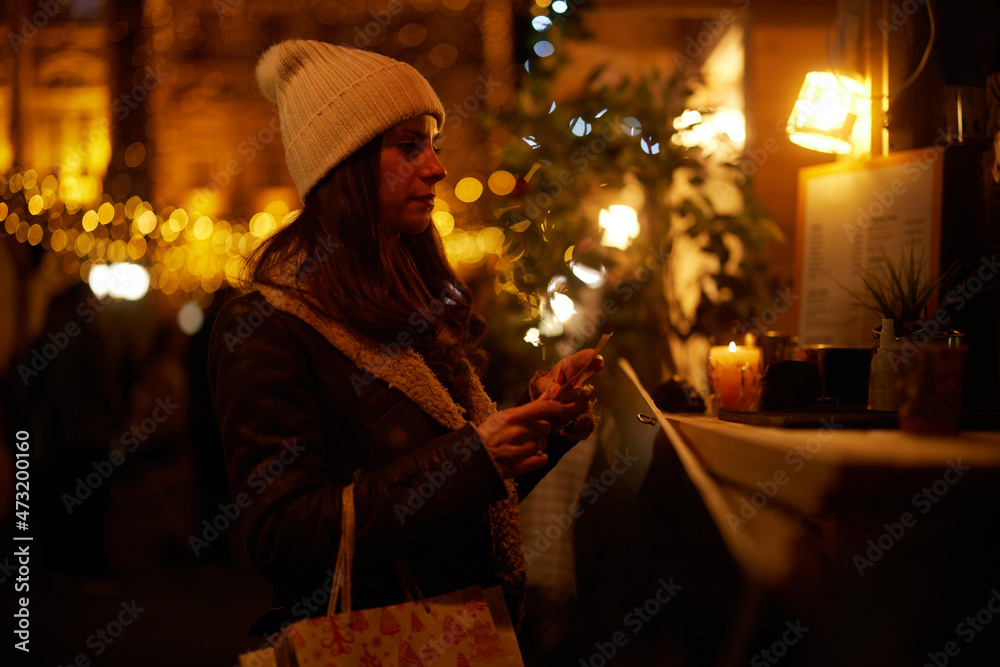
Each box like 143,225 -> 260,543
598,205 -> 640,251
786,71 -> 864,154
673,109 -> 702,130
89,263 -> 150,301
728,341 -> 737,352
570,261 -> 606,287
551,293 -> 577,322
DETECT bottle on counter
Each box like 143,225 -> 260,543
869,318 -> 903,411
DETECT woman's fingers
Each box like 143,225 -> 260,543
533,349 -> 602,399
483,350 -> 608,479
571,350 -> 605,384
566,349 -> 599,376
550,350 -> 604,401
557,382 -> 594,405
508,454 -> 549,478
477,398 -> 567,478
521,394 -> 566,416
488,423 -> 550,450
480,401 -> 560,443
489,440 -> 549,477
544,372 -> 595,423
505,395 -> 566,423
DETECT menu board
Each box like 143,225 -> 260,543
795,148 -> 942,347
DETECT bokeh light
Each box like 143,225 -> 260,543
487,171 -> 516,196
534,41 -> 554,57
177,301 -> 205,335
455,177 -> 484,203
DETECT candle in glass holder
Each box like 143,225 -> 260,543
708,340 -> 763,411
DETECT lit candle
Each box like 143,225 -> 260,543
708,340 -> 763,411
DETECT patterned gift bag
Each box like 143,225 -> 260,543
285,585 -> 518,667
239,484 -> 524,667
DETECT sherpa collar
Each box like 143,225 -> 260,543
256,282 -> 495,430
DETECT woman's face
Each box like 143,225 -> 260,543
379,114 -> 446,235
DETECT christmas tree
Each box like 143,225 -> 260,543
479,2 -> 781,393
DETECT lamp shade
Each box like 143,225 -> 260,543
786,72 -> 864,154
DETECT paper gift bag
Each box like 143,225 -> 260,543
239,483 -> 524,667
286,584 -> 519,667
239,646 -> 278,667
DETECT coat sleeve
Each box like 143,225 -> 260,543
207,298 -> 509,582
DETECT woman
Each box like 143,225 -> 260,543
208,39 -> 603,639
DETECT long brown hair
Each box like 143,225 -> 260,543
245,133 -> 488,390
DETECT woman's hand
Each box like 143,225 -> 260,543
531,349 -> 605,424
476,393 -> 567,479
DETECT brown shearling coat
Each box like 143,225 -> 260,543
208,290 -> 579,636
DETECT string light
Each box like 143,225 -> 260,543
524,327 -> 541,346
1,164 -> 503,304
598,205 -> 640,251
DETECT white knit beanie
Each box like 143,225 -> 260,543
255,39 -> 446,203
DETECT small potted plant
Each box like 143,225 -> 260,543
840,243 -> 961,341
840,243 -> 967,429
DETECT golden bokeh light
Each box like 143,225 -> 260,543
137,210 -> 157,235
75,232 -> 93,256
397,23 -> 428,47
225,255 -> 245,285
128,236 -> 147,260
455,177 -> 484,203
98,202 -> 115,225
264,200 -> 290,217
108,240 -> 128,263
192,215 -> 214,241
27,224 -> 43,246
82,210 -> 100,232
250,212 -> 276,238
428,43 -> 459,68
51,229 -> 67,252
432,211 -> 455,236
487,170 -> 516,196
125,196 -> 142,219
124,142 -> 146,168
170,208 -> 189,228
477,226 -> 505,254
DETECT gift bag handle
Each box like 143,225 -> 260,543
327,476 -> 428,617
395,560 -> 431,613
328,482 -> 357,616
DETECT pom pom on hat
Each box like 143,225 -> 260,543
251,39 -> 446,203
255,42 -> 283,103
